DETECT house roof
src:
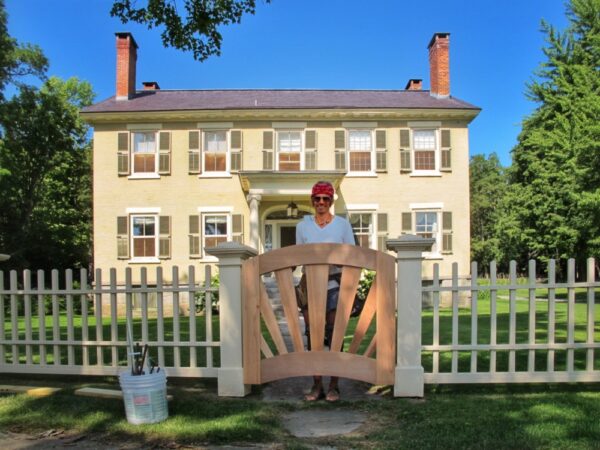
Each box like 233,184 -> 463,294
82,89 -> 480,114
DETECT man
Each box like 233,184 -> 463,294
295,181 -> 355,402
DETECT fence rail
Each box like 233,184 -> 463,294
422,257 -> 600,384
0,265 -> 220,377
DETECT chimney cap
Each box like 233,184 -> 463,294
115,32 -> 138,49
427,32 -> 450,49
405,79 -> 423,90
142,81 -> 160,90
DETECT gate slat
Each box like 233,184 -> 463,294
259,282 -> 287,355
330,266 -> 361,352
275,268 -> 304,352
305,265 -> 329,352
260,336 -> 274,358
376,251 -> 396,385
364,334 -> 376,358
348,278 -> 378,354
242,258 -> 261,383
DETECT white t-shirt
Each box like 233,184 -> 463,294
296,215 -> 355,289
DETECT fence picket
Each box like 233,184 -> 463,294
141,268 -> 149,344
547,260 -> 556,372
567,259 -> 575,372
37,270 -> 46,365
10,271 -> 18,365
95,268 -> 103,366
586,258 -> 595,371
470,262 -> 478,373
0,271 -> 5,364
24,270 -> 33,365
125,268 -> 133,367
66,269 -> 74,366
156,267 -> 165,368
490,261 -> 497,373
205,265 -> 213,369
51,270 -> 59,365
81,268 -> 89,367
109,268 -> 118,366
508,261 -> 517,372
451,263 -> 458,373
528,260 -> 536,372
188,266 -> 197,368
432,264 -> 440,374
172,266 -> 181,368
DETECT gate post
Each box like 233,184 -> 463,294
206,242 -> 258,396
387,235 -> 434,397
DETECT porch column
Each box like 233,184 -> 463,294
387,235 -> 434,397
205,242 -> 258,396
246,194 -> 261,250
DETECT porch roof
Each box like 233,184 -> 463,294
238,171 -> 345,202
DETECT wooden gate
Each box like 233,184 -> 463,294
242,243 -> 396,385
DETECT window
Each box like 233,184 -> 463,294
133,132 -> 156,173
203,130 -> 228,172
277,131 -> 302,171
349,213 -> 373,248
132,216 -> 157,258
204,214 -> 228,248
415,211 -> 439,254
413,129 -> 436,171
348,130 -> 372,172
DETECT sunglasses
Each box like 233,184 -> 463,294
312,196 -> 332,202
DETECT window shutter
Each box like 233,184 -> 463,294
375,129 -> 387,172
189,215 -> 201,258
399,129 -> 411,172
232,214 -> 244,244
117,132 -> 130,176
263,131 -> 274,170
335,130 -> 345,149
158,131 -> 171,175
442,211 -> 453,253
117,216 -> 129,259
377,212 -> 388,251
334,130 -> 346,171
305,130 -> 317,170
441,129 -> 452,171
401,212 -> 412,234
230,130 -> 242,172
158,215 -> 171,258
305,130 -> 316,150
188,131 -> 201,174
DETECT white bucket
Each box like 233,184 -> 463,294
119,370 -> 168,425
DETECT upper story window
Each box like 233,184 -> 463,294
203,130 -> 228,172
348,130 -> 373,172
277,131 -> 302,171
400,126 -> 451,175
132,132 -> 157,174
413,130 -> 436,171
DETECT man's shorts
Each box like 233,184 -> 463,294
326,287 -> 340,311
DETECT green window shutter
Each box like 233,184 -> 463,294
117,132 -> 130,176
334,129 -> 346,171
442,211 -> 453,253
189,215 -> 201,258
401,212 -> 412,234
399,129 -> 411,172
158,215 -> 171,259
335,130 -> 345,149
263,131 -> 274,170
158,131 -> 171,175
375,129 -> 387,172
232,214 -> 244,244
117,216 -> 129,259
230,130 -> 242,172
441,129 -> 451,171
376,130 -> 386,149
377,213 -> 388,251
188,131 -> 201,174
305,151 -> 317,170
230,130 -> 242,150
305,130 -> 317,150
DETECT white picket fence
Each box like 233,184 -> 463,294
0,265 -> 219,377
423,257 -> 600,383
0,240 -> 599,396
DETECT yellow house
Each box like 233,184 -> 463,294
81,32 -> 480,290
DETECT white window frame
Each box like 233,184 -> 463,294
202,129 -> 230,175
347,129 -> 375,175
408,122 -> 441,176
410,203 -> 443,258
276,130 -> 304,171
199,207 -> 233,261
346,204 -> 379,250
130,214 -> 160,263
130,131 -> 160,179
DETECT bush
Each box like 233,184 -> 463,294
195,274 -> 219,313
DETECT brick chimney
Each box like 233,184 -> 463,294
115,32 -> 138,100
142,81 -> 160,90
405,79 -> 423,91
428,33 -> 450,98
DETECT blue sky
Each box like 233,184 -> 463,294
5,0 -> 569,166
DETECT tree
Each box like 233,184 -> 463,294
110,0 -> 270,61
500,0 -> 600,275
0,77 -> 94,271
469,153 -> 507,273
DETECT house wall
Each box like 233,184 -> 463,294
92,118 -> 471,285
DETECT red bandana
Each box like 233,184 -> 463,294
311,181 -> 334,198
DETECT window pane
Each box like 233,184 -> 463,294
278,131 -> 301,152
205,153 -> 227,171
204,131 -> 227,152
279,152 -> 301,171
205,215 -> 228,236
413,130 -> 435,150
133,132 -> 156,154
349,213 -> 372,249
349,152 -> 371,171
133,217 -> 155,236
349,130 -> 371,150
133,154 -> 155,173
416,212 -> 437,233
414,150 -> 435,170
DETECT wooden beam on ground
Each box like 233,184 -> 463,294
0,385 -> 62,397
75,387 -> 173,401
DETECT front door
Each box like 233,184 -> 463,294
280,226 -> 296,247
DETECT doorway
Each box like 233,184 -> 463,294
280,226 -> 296,247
